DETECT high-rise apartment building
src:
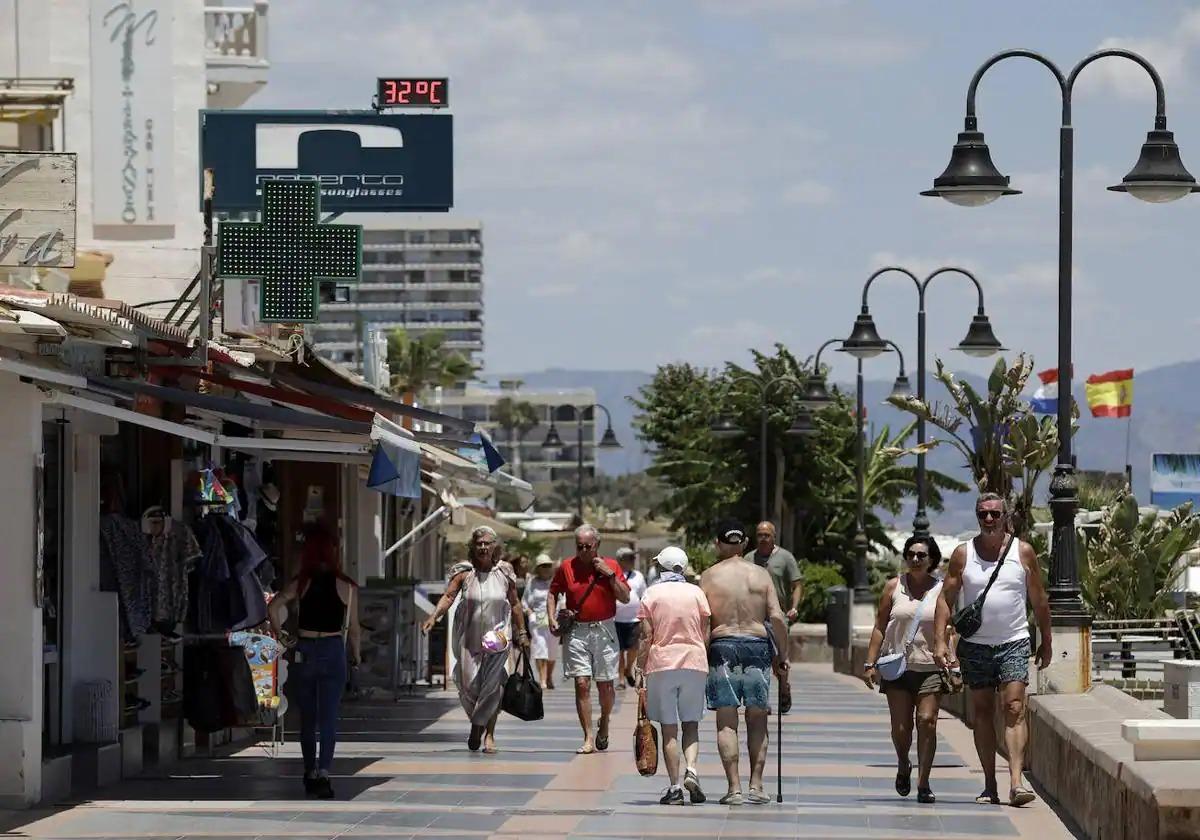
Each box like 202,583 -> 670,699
311,216 -> 484,375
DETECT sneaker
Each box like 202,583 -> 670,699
659,786 -> 685,805
683,769 -> 706,804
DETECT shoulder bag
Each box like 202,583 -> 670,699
553,570 -> 601,639
875,579 -> 935,682
634,681 -> 659,776
952,533 -> 1013,640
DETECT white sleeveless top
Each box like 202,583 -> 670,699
959,537 -> 1029,646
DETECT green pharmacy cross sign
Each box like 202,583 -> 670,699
217,180 -> 362,323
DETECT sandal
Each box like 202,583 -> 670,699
917,787 -> 936,804
1010,787 -> 1036,807
575,744 -> 596,755
976,790 -> 1001,805
895,761 -> 912,797
746,788 -> 771,804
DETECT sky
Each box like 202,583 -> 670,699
257,1 -> 1200,384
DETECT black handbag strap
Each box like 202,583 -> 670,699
973,533 -> 1013,606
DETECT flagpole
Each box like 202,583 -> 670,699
1125,413 -> 1134,493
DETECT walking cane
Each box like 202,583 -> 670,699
776,692 -> 783,803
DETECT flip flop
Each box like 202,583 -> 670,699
1010,787 -> 1036,807
575,744 -> 596,755
976,790 -> 1001,805
895,761 -> 912,797
596,732 -> 609,752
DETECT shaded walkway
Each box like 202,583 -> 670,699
0,665 -> 1081,838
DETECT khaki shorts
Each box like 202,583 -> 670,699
564,619 -> 620,681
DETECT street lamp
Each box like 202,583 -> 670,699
841,266 -> 1003,540
807,337 -> 909,605
707,371 -> 813,523
542,403 -> 621,521
923,49 -> 1196,690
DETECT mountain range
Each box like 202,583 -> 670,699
495,361 -> 1200,533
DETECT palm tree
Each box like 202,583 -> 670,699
493,396 -> 540,480
386,329 -> 478,399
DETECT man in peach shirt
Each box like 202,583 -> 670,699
635,546 -> 712,805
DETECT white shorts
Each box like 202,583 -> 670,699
530,626 -> 560,661
564,620 -> 620,681
645,669 -> 707,725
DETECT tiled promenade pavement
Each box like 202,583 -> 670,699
1,664 -> 1081,839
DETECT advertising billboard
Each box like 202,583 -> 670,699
1150,453 -> 1200,509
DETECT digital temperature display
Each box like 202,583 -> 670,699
377,77 -> 449,108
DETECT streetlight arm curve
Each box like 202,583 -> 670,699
965,49 -> 1068,127
921,266 -> 986,312
1067,49 -> 1168,128
860,265 -> 920,309
884,339 -> 907,375
812,337 -> 843,372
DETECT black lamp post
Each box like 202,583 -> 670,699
810,338 -> 911,603
923,49 -> 1196,641
709,372 -> 815,523
542,403 -> 621,520
841,266 -> 1004,541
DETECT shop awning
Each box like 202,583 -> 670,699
272,370 -> 475,433
366,415 -> 422,498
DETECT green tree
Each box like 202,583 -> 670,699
544,471 -> 669,525
1080,493 -> 1200,620
386,329 -> 478,397
888,354 -> 1067,539
493,396 -> 540,480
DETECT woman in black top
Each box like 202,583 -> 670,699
268,527 -> 362,799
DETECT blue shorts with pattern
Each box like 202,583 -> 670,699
706,636 -> 772,711
957,637 -> 1031,689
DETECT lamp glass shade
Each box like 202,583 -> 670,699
1108,129 -> 1200,203
799,374 -> 832,410
840,312 -> 889,359
598,426 -> 621,449
956,314 -> 1005,358
785,411 -> 818,437
541,424 -> 564,449
887,374 -> 913,401
710,416 -> 744,440
920,129 -> 1021,205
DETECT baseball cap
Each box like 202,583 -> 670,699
654,546 -> 688,573
715,518 -> 747,544
534,554 -> 554,568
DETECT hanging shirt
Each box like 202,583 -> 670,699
142,511 -> 202,625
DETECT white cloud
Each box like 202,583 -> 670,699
782,180 -> 834,206
1082,10 -> 1200,101
771,33 -> 920,67
670,319 -> 782,365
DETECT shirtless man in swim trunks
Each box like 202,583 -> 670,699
699,519 -> 790,805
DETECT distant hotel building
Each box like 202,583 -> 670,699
312,216 -> 484,374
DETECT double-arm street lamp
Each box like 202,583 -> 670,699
802,338 -> 912,605
710,372 -> 817,523
839,266 -> 1004,540
542,403 -> 622,520
922,49 -> 1197,687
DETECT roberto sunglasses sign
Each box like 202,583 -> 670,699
0,153 -> 77,268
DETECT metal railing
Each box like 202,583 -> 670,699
1090,612 -> 1200,698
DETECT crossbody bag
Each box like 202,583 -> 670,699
875,578 -> 936,682
952,533 -> 1013,639
553,573 -> 601,639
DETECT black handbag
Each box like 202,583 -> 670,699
501,651 -> 544,722
952,533 -> 1012,639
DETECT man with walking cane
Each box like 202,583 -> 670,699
700,520 -> 790,805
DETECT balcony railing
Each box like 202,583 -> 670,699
363,242 -> 482,251
205,2 -> 269,68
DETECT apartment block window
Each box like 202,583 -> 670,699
333,285 -> 351,303
410,233 -> 426,244
448,230 -> 465,244
407,271 -> 426,283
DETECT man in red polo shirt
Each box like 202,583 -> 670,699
548,524 -> 631,754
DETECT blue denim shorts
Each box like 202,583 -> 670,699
706,636 -> 772,711
958,637 -> 1031,689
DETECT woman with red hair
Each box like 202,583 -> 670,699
268,526 -> 361,799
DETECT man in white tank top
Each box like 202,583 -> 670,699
932,493 -> 1052,808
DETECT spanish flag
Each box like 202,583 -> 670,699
1085,369 -> 1133,418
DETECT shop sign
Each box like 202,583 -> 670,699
90,0 -> 175,226
200,110 -> 453,212
0,152 -> 77,268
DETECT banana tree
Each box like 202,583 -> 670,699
1080,493 -> 1200,620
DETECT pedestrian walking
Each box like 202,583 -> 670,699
700,520 -> 789,805
614,547 -> 648,689
421,526 -> 530,754
267,526 -> 362,799
523,554 -> 561,690
634,545 -> 711,805
933,493 -> 1052,807
863,535 -> 951,804
745,521 -> 803,623
548,524 -> 631,754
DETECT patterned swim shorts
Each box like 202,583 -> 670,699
957,637 -> 1031,689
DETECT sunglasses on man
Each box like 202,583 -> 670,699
976,509 -> 1003,521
